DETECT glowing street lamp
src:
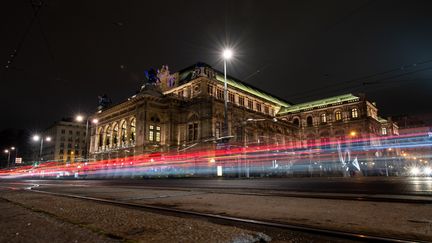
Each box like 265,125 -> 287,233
32,135 -> 52,162
4,149 -> 11,167
75,114 -> 99,160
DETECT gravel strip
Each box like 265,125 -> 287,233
0,191 -> 270,243
0,197 -> 118,243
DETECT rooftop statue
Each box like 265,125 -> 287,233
144,68 -> 160,84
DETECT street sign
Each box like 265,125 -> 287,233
15,157 -> 22,164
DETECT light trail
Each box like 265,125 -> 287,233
1,131 -> 431,179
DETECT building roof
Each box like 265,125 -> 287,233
176,62 -> 293,107
277,93 -> 360,115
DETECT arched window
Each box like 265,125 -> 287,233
306,116 -> 313,127
105,125 -> 112,148
351,108 -> 359,118
120,121 -> 127,146
293,118 -> 300,127
320,113 -> 327,123
97,127 -> 103,148
112,123 -> 119,147
335,111 -> 342,121
130,118 -> 136,144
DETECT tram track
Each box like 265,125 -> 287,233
97,185 -> 432,204
24,184 -> 425,243
11,180 -> 432,204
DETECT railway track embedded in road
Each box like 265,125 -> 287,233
24,185 -> 425,243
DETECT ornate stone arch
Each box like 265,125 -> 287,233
292,116 -> 300,127
112,122 -> 119,147
129,117 -> 136,144
104,125 -> 112,148
119,119 -> 127,146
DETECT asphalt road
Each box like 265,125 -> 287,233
3,176 -> 432,196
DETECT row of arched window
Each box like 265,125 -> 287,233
292,108 -> 359,127
96,117 -> 136,150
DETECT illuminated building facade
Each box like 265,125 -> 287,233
42,118 -> 87,162
88,63 -> 397,170
277,93 -> 399,147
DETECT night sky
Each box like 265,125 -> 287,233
1,0 -> 432,131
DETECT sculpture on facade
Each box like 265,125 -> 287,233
97,94 -> 112,110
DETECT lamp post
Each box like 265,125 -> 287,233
33,135 -> 51,162
4,149 -> 10,167
222,49 -> 233,141
76,114 -> 99,161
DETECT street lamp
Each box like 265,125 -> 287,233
32,135 -> 51,162
4,149 -> 10,167
75,114 -> 99,160
222,49 -> 233,141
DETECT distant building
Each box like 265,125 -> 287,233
278,93 -> 399,146
88,63 -> 396,174
42,118 -> 86,162
392,114 -> 432,168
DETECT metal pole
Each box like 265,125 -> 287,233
85,119 -> 89,160
7,152 -> 10,167
223,59 -> 228,138
14,148 -> 18,166
39,138 -> 44,161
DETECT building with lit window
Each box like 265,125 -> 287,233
42,118 -> 87,162
88,63 -> 397,170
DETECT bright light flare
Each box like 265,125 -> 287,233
32,135 -> 40,141
92,118 -> 99,124
46,137 -> 52,142
76,115 -> 84,122
222,49 -> 233,60
423,167 -> 432,176
410,167 -> 420,176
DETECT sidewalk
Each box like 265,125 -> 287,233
40,185 -> 432,241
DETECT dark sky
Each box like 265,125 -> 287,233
1,0 -> 432,131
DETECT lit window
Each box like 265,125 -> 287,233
156,126 -> 161,142
351,108 -> 358,118
382,127 -> 387,135
320,113 -> 327,123
149,125 -> 154,141
335,111 -> 342,121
